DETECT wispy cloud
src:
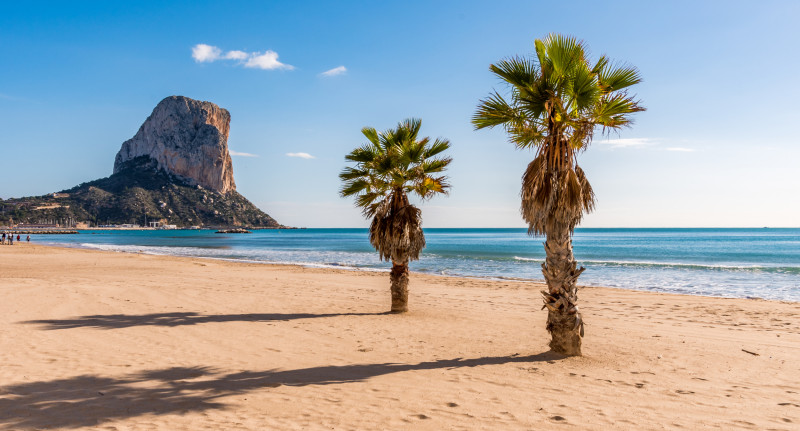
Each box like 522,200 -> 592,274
665,147 -> 696,152
320,66 -> 347,77
229,150 -> 259,157
286,152 -> 315,159
191,44 -> 293,70
597,138 -> 656,149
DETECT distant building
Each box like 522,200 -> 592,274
51,193 -> 70,198
17,223 -> 59,228
148,221 -> 161,228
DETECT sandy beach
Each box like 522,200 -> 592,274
0,244 -> 797,430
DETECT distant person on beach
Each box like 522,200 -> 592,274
17,235 -> 20,242
27,235 -> 30,242
1,233 -> 5,244
8,235 -> 13,245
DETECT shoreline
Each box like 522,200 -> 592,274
36,241 -> 799,304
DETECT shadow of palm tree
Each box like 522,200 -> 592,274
0,352 -> 562,429
22,311 -> 389,330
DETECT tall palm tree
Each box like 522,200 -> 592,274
473,34 -> 644,355
340,118 -> 452,313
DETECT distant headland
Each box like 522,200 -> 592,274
0,96 -> 287,230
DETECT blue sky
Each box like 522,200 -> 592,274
1,0 -> 798,227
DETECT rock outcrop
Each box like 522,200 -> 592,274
114,96 -> 236,194
1,95 -> 283,228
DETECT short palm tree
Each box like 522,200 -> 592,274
340,118 -> 452,313
473,34 -> 644,355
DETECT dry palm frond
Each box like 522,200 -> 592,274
369,192 -> 425,262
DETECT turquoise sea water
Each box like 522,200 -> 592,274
34,228 -> 800,301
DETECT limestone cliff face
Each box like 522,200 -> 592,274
113,96 -> 236,194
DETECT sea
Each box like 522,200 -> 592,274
33,228 -> 800,302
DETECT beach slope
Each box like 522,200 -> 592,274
0,245 -> 797,430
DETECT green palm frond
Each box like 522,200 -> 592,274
339,178 -> 371,197
598,63 -> 642,92
593,94 -> 645,129
345,144 -> 379,163
473,91 -> 522,130
423,138 -> 451,158
419,158 -> 452,174
338,166 -> 369,181
490,57 -> 538,89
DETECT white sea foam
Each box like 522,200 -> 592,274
76,242 -> 389,273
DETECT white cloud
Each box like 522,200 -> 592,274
223,50 -> 248,60
191,44 -> 293,70
192,44 -> 221,62
229,150 -> 259,157
244,50 -> 294,70
665,147 -> 696,152
597,138 -> 656,149
320,66 -> 347,77
286,152 -> 315,159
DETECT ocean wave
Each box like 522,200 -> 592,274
513,255 -> 799,274
579,259 -> 800,274
513,256 -> 540,262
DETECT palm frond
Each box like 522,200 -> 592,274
339,178 -> 371,197
507,123 -> 546,149
542,33 -> 585,78
423,138 -> 450,158
338,166 -> 369,181
361,127 -> 381,147
345,144 -> 380,163
593,94 -> 645,129
472,91 -> 520,130
419,158 -> 452,174
599,63 -> 643,92
489,57 -> 538,90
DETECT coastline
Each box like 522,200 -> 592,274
44,238 -> 800,303
1,244 -> 798,430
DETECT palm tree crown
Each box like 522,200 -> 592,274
473,33 -> 644,235
339,118 -> 451,262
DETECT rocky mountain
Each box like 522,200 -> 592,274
0,96 -> 283,228
114,96 -> 236,194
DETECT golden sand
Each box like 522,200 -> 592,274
1,244 -> 798,430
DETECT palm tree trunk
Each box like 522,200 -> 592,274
390,259 -> 409,313
541,223 -> 584,356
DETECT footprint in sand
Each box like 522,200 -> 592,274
550,415 -> 566,421
446,402 -> 459,407
675,390 -> 695,394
